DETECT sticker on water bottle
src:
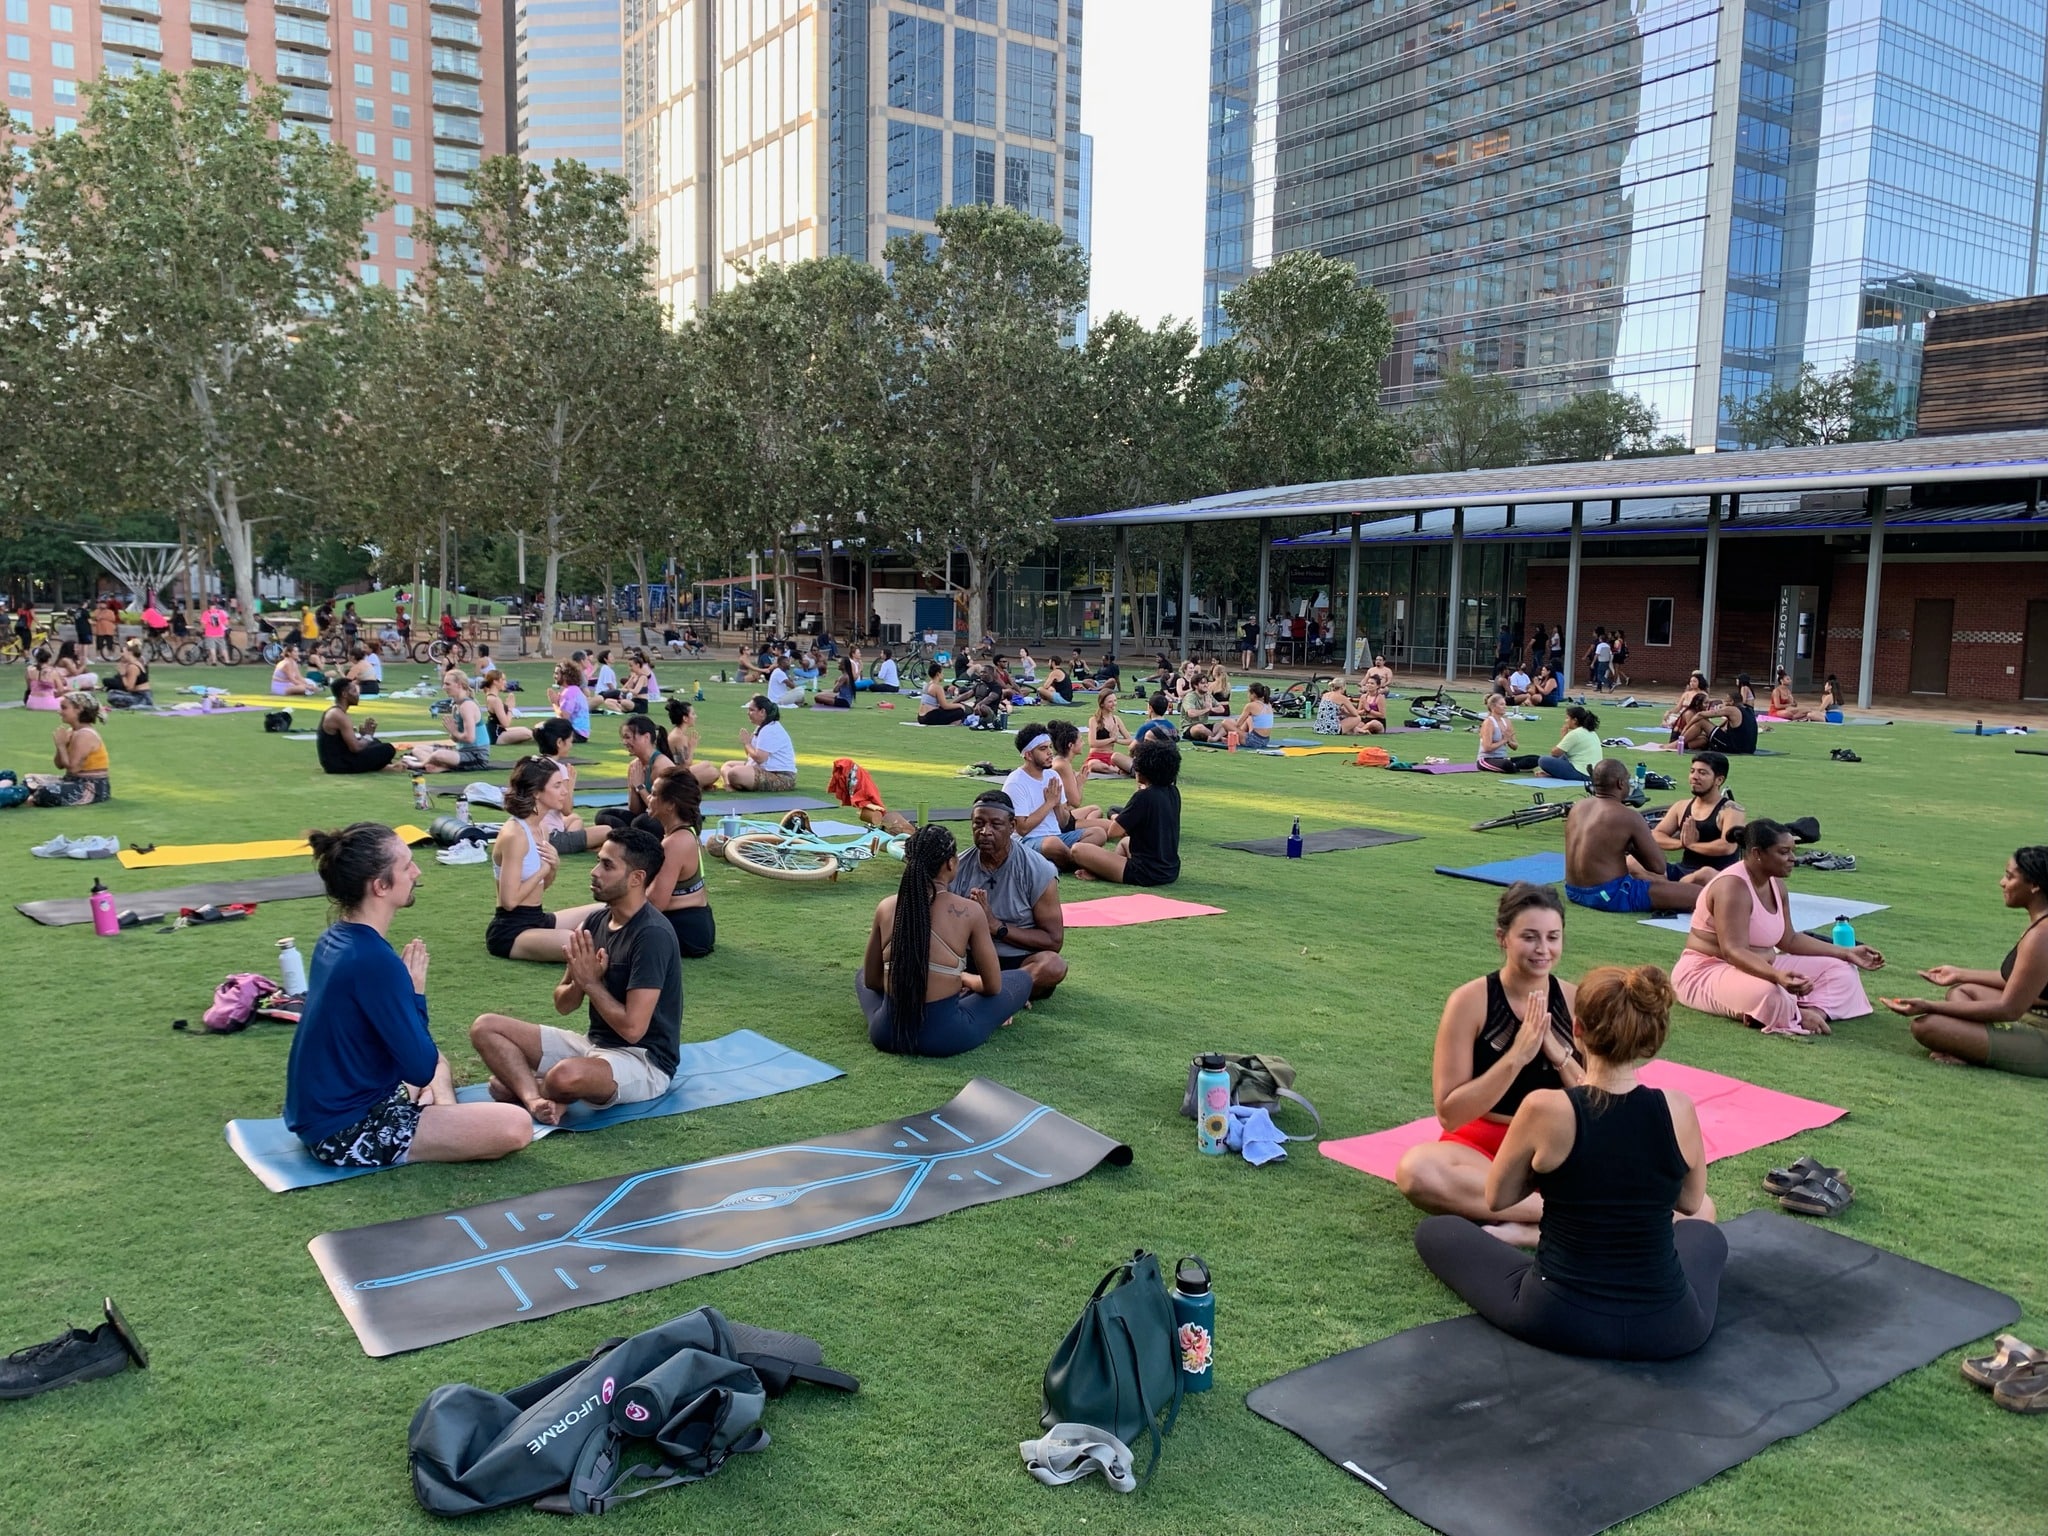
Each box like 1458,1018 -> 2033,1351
1178,1322 -> 1212,1376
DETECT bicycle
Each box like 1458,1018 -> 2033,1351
1471,798 -> 1570,833
412,635 -> 468,666
1,623 -> 57,662
712,810 -> 907,882
1407,686 -> 1486,726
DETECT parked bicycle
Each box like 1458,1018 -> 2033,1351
710,810 -> 906,883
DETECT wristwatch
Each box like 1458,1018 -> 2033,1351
994,923 -> 1010,943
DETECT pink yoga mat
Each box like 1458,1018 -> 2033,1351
1319,1059 -> 1845,1181
1407,761 -> 1479,774
1061,894 -> 1225,928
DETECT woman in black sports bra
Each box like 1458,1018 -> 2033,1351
1884,846 -> 2048,1077
641,768 -> 714,958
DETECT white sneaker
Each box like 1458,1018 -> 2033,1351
30,835 -> 73,858
435,841 -> 490,865
65,836 -> 119,859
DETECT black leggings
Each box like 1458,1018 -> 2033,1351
919,706 -> 967,726
1414,1215 -> 1727,1361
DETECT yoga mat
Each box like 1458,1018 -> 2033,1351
17,872 -> 328,926
1435,851 -> 1565,887
436,777 -> 630,798
923,808 -> 974,822
1506,776 -> 1586,790
1246,1211 -> 2018,1536
226,1030 -> 844,1194
574,792 -> 630,808
700,794 -> 833,817
1278,745 -> 1367,758
1060,894 -> 1224,928
1318,1059 -> 1846,1183
1219,827 -> 1422,857
1638,893 -> 1889,936
118,825 -> 431,870
283,729 -> 445,741
1412,761 -> 1480,774
309,1078 -> 1129,1355
1954,725 -> 2033,734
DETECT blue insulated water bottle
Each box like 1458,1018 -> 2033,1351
1172,1256 -> 1215,1392
1286,818 -> 1304,858
1196,1054 -> 1230,1155
1832,916 -> 1856,948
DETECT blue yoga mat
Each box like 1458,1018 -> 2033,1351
1505,776 -> 1587,790
1435,851 -> 1566,887
1954,726 -> 2033,735
574,791 -> 630,808
702,793 -> 833,817
224,1029 -> 844,1193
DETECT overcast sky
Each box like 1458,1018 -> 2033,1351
1080,0 -> 1209,332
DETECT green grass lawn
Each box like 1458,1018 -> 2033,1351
1,669 -> 2041,1535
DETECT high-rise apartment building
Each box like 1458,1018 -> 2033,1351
620,0 -> 1086,318
1205,0 -> 2048,447
513,0 -> 621,170
3,0 -> 506,288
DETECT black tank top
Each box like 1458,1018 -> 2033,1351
1712,704 -> 1758,754
1679,793 -> 1739,872
2001,913 -> 2048,1011
1472,972 -> 1577,1118
1535,1086 -> 1690,1309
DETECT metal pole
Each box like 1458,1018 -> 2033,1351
1700,495 -> 1721,681
516,529 -> 527,590
1109,527 -> 1126,660
1345,515 -> 1361,673
1445,506 -> 1464,684
1179,523 -> 1193,660
1562,500 -> 1583,693
1857,487 -> 1886,709
1255,517 -> 1271,669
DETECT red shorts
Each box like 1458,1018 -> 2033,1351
1086,750 -> 1116,769
1440,1116 -> 1509,1159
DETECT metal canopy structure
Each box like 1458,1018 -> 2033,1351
75,541 -> 186,602
1052,428 -> 2048,707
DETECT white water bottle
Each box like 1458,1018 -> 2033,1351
277,937 -> 308,996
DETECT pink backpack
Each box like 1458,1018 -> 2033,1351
204,972 -> 281,1033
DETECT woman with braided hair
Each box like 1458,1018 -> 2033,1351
857,824 -> 1032,1056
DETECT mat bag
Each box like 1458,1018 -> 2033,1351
1042,1251 -> 1182,1486
0,770 -> 25,809
1179,1052 -> 1321,1131
264,710 -> 294,732
409,1306 -> 857,1518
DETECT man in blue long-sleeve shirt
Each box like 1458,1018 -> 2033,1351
285,823 -> 532,1168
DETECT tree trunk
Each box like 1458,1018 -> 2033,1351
434,512 -> 449,625
965,547 -> 989,649
212,476 -> 259,637
631,545 -> 651,647
540,536 -> 561,660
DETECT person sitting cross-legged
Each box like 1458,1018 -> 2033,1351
860,823 -> 1035,1056
1639,751 -> 1744,886
1414,963 -> 1725,1361
485,757 -> 606,961
317,678 -> 399,775
1069,737 -> 1182,887
470,826 -> 684,1124
1563,760 -> 1701,914
284,823 -> 532,1169
1883,846 -> 2048,1075
1001,722 -> 1107,872
403,669 -> 490,774
948,789 -> 1069,1000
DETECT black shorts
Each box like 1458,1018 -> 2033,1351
547,828 -> 589,856
663,903 -> 716,959
304,1086 -> 421,1168
486,904 -> 556,958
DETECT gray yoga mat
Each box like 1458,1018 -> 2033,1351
701,793 -> 833,817
310,1077 -> 1131,1356
1246,1211 -> 2018,1536
1219,827 -> 1422,857
435,776 -> 630,798
17,872 -> 329,926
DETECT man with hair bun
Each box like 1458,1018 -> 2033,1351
471,824 -> 684,1123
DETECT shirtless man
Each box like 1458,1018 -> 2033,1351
1564,759 -> 1700,914
1639,751 -> 1746,887
1364,653 -> 1394,693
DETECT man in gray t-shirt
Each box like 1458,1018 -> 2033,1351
947,790 -> 1069,1000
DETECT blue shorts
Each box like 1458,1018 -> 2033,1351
1044,827 -> 1092,848
1565,875 -> 1654,914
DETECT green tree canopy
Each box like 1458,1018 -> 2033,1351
1723,360 -> 1904,449
1525,388 -> 1681,462
1408,361 -> 1525,472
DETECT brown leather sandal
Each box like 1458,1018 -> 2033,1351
1964,1334 -> 2044,1390
1992,1358 -> 2048,1413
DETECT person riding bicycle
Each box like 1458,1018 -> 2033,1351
439,608 -> 461,647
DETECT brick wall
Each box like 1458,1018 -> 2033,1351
1827,556 -> 2045,703
1525,560 -> 1706,686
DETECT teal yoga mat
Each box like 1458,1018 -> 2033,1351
1435,851 -> 1566,886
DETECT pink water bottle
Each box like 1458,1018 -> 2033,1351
89,877 -> 119,937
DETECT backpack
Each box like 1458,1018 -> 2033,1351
264,710 -> 295,733
1178,1052 -> 1321,1130
1353,746 -> 1392,767
204,972 -> 282,1033
0,770 -> 26,810
409,1307 -> 856,1517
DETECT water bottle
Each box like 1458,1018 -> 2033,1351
413,773 -> 430,812
454,793 -> 470,826
1832,916 -> 1856,948
1635,761 -> 1647,787
1196,1054 -> 1231,1155
277,936 -> 308,996
1171,1256 -> 1216,1393
1286,818 -> 1303,858
88,877 -> 119,938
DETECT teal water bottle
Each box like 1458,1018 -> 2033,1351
1172,1256 -> 1215,1392
1635,761 -> 1647,787
1196,1054 -> 1230,1155
1832,916 -> 1856,948
1286,818 -> 1304,858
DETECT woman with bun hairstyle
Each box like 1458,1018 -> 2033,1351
486,757 -> 603,961
1883,847 -> 2048,1076
638,771 -> 715,958
1415,964 -> 1724,1361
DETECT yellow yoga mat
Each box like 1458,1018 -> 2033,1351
118,824 -> 433,869
1279,745 -> 1368,758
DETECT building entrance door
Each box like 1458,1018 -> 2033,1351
2023,600 -> 2048,701
1908,598 -> 1954,695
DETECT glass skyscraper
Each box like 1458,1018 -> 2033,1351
1205,0 -> 2048,446
622,0 -> 1087,318
516,0 -> 624,172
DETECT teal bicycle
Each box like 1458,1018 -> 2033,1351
712,810 -> 907,882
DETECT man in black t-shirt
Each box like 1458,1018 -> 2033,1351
1070,738 -> 1182,886
470,827 -> 684,1124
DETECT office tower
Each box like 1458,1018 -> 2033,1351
1204,0 -> 2048,447
514,0 -> 621,170
621,0 -> 1087,319
3,0 -> 507,287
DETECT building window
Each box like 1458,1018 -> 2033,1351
391,168 -> 412,193
1644,598 -> 1674,648
1006,0 -> 1054,37
354,62 -> 374,85
352,0 -> 370,15
48,39 -> 71,66
1003,142 -> 1053,221
395,234 -> 413,258
360,263 -> 380,285
389,70 -> 409,94
389,35 -> 407,59
6,69 -> 28,96
393,202 -> 413,225
8,104 -> 28,127
52,113 -> 73,131
1732,165 -> 1785,215
1724,293 -> 1778,353
885,11 -> 942,115
953,28 -> 993,126
49,3 -> 71,29
1004,42 -> 1055,140
353,26 -> 371,50
1734,115 -> 1788,164
355,129 -> 375,154
394,267 -> 411,289
954,0 -> 992,18
363,230 -> 378,253
355,95 -> 374,120
885,118 -> 941,220
50,75 -> 72,102
2,0 -> 22,22
5,36 -> 27,61
391,102 -> 410,127
388,2 -> 406,23
391,135 -> 410,159
952,132 -> 993,206
1729,217 -> 1783,284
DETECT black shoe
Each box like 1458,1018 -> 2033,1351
0,1304 -> 145,1400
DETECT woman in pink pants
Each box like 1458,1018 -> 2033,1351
1671,819 -> 1884,1037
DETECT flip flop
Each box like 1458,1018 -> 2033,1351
1778,1173 -> 1854,1217
1963,1333 -> 2044,1390
1763,1156 -> 1851,1198
1993,1358 -> 2048,1413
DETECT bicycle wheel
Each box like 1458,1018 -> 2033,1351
410,640 -> 435,664
173,640 -> 203,665
722,833 -> 841,881
260,641 -> 284,664
223,641 -> 244,665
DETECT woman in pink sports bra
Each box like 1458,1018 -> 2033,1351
1672,819 -> 1883,1037
23,649 -> 62,711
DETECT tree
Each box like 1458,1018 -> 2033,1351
885,204 -> 1089,642
1409,361 -> 1525,471
1072,312 -> 1228,517
1212,251 -> 1405,491
1525,388 -> 1681,462
1724,360 -> 1904,449
17,69 -> 385,624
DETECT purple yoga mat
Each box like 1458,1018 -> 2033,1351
1414,760 -> 1480,774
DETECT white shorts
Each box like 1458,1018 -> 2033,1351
536,1025 -> 671,1106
